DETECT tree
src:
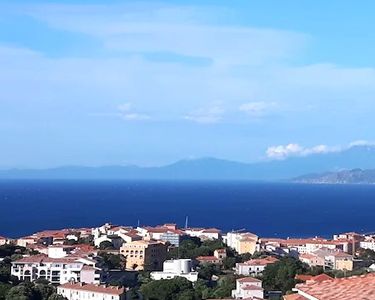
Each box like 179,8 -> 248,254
99,241 -> 114,250
198,264 -> 221,280
262,257 -> 308,294
140,277 -> 194,300
47,294 -> 68,300
0,283 -> 12,300
222,257 -> 236,270
5,283 -> 35,300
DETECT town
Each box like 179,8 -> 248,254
1,223 -> 375,300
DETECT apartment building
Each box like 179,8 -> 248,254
57,282 -> 126,300
11,254 -> 101,284
120,240 -> 167,271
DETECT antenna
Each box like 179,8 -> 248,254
185,216 -> 189,229
137,219 -> 140,227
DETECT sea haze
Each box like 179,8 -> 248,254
0,180 -> 374,238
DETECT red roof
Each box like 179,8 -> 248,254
196,256 -> 220,261
295,273 -> 375,300
237,277 -> 262,283
59,283 -> 125,295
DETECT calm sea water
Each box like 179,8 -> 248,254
0,180 -> 374,238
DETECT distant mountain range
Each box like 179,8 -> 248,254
3,145 -> 375,181
293,168 -> 375,184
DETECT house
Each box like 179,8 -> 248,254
196,248 -> 227,265
235,256 -> 279,276
0,236 -> 8,246
150,259 -> 198,282
137,224 -> 186,247
183,228 -> 222,240
299,248 -> 354,271
16,236 -> 37,247
57,282 -> 126,300
231,277 -> 264,299
196,256 -> 221,265
295,273 -> 333,283
224,232 -> 259,255
11,254 -> 101,284
120,240 -> 167,271
360,236 -> 375,251
287,273 -> 375,300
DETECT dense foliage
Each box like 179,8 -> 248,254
262,257 -> 308,294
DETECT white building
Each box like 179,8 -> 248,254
231,277 -> 264,299
360,237 -> 375,251
235,257 -> 278,276
57,283 -> 126,300
183,228 -> 221,240
150,259 -> 198,282
11,254 -> 101,285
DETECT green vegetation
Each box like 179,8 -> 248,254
140,275 -> 236,300
5,282 -> 67,300
262,257 -> 308,294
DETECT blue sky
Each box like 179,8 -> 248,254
1,0 -> 375,168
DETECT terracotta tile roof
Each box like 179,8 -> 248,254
309,274 -> 333,283
237,277 -> 262,283
59,283 -> 125,295
13,254 -> 91,264
196,256 -> 220,261
295,273 -> 375,300
283,294 -> 308,300
243,256 -> 278,266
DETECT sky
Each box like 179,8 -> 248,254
1,0 -> 375,168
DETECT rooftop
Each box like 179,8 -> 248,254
58,283 -> 125,295
294,273 -> 375,300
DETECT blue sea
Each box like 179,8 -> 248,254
0,180 -> 374,239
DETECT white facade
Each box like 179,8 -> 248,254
57,283 -> 126,300
11,255 -> 101,285
150,259 -> 198,282
231,278 -> 264,299
360,238 -> 375,251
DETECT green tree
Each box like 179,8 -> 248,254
262,257 -> 308,294
99,241 -> 114,250
140,277 -> 194,300
5,283 -> 35,300
198,264 -> 221,280
47,294 -> 68,300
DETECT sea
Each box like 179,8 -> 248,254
0,180 -> 374,239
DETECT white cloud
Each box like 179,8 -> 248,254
184,106 -> 224,124
117,103 -> 150,121
266,143 -> 339,160
239,101 -> 277,117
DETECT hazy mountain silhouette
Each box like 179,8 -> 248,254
2,145 -> 375,181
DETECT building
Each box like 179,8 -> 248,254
231,277 -> 264,299
0,236 -> 8,246
137,224 -> 186,247
183,228 -> 222,240
57,282 -> 126,300
360,236 -> 375,251
224,232 -> 259,255
299,248 -> 354,271
11,254 -> 101,284
196,249 -> 227,265
150,259 -> 198,282
120,240 -> 167,271
287,273 -> 375,300
235,256 -> 279,276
